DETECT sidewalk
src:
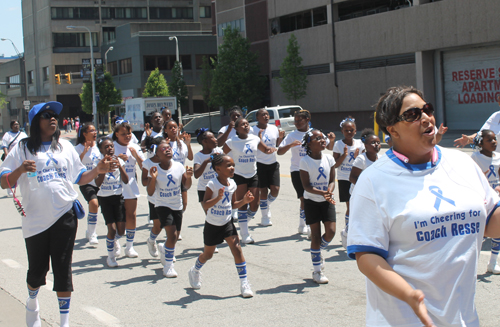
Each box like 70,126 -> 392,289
0,288 -> 49,326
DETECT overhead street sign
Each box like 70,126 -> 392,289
23,100 -> 31,106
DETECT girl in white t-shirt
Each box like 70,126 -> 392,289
217,106 -> 243,147
147,139 -> 193,278
140,112 -> 164,153
223,117 -> 275,244
344,129 -> 381,249
95,137 -> 129,267
74,123 -> 101,246
333,117 -> 364,236
112,122 -> 145,258
471,129 -> 500,274
299,129 -> 336,284
187,153 -> 255,298
1,120 -> 28,197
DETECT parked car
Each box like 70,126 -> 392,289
245,105 -> 303,132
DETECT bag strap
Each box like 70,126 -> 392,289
5,172 -> 16,195
7,132 -> 21,150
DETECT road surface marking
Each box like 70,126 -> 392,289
1,259 -> 21,269
83,306 -> 121,327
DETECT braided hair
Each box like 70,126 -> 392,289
229,106 -> 243,119
144,135 -> 166,154
340,116 -> 356,129
97,136 -> 112,152
301,128 -> 316,156
163,120 -> 183,150
210,152 -> 227,169
295,109 -> 311,121
472,129 -> 494,149
360,128 -> 376,144
195,127 -> 211,144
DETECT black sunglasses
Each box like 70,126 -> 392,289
40,111 -> 59,120
396,103 -> 434,123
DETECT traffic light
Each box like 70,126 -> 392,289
55,74 -> 61,85
64,73 -> 72,84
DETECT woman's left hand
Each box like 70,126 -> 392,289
128,146 -> 138,159
181,132 -> 191,143
323,192 -> 336,204
327,132 -> 336,143
185,166 -> 193,177
406,290 -> 436,327
96,155 -> 113,174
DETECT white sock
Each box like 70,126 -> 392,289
58,296 -> 71,327
490,253 -> 499,266
126,229 -> 135,249
238,210 -> 249,235
87,212 -> 98,235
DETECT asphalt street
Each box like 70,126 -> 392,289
1,131 -> 500,326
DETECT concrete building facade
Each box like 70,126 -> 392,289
215,0 -> 500,132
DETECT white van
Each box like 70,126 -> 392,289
245,105 -> 302,132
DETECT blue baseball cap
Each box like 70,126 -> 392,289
29,101 -> 63,125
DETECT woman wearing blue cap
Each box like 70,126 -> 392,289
0,102 -> 114,327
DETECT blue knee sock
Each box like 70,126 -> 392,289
267,194 -> 277,204
300,208 -> 306,225
58,297 -> 71,326
320,236 -> 331,250
106,237 -> 114,255
236,261 -> 248,282
194,257 -> 205,271
126,229 -> 135,247
165,246 -> 175,265
311,248 -> 322,272
345,215 -> 349,231
238,210 -> 249,235
149,231 -> 158,241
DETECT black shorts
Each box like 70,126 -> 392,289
155,206 -> 183,230
98,195 -> 126,225
203,220 -> 238,246
304,199 -> 336,225
149,201 -> 159,220
233,173 -> 259,188
257,162 -> 280,189
291,171 -> 304,199
25,208 -> 77,292
338,180 -> 352,202
79,184 -> 99,202
198,190 -> 206,203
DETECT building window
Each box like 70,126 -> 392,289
51,7 -> 99,20
144,56 -> 191,71
181,55 -> 191,70
43,66 -> 49,81
195,55 -> 216,69
108,62 -> 118,76
144,56 -> 157,71
270,6 -> 327,35
27,71 -> 34,84
172,7 -> 193,19
103,27 -> 116,43
8,75 -> 20,88
217,19 -> 245,36
115,7 -> 147,19
337,0 -> 411,21
120,58 -> 132,74
53,33 -> 98,47
200,6 -> 211,18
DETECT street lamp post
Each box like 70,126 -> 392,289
66,26 -> 98,131
169,36 -> 183,127
1,38 -> 28,126
105,46 -> 114,133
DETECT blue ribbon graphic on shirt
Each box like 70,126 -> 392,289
45,153 -> 58,166
429,186 -> 455,211
173,149 -> 180,157
488,165 -> 497,178
317,167 -> 327,180
166,174 -> 175,186
264,134 -> 270,143
106,172 -> 116,181
348,152 -> 355,162
222,191 -> 230,203
245,144 -> 253,154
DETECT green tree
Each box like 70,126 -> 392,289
200,56 -> 214,110
142,68 -> 169,98
277,34 -> 308,104
79,72 -> 122,115
210,26 -> 265,110
169,61 -> 188,110
0,92 -> 8,110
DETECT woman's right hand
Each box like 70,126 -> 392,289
21,160 -> 36,173
83,141 -> 91,154
150,166 -> 158,179
291,140 -> 301,147
406,289 -> 436,327
118,153 -> 128,161
454,134 -> 471,148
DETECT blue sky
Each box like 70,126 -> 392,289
0,0 -> 23,58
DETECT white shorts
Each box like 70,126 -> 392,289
122,178 -> 141,199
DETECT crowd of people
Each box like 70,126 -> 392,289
2,87 -> 500,326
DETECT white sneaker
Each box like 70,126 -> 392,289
188,266 -> 202,289
341,229 -> 348,250
6,189 -> 13,197
147,238 -> 158,257
107,256 -> 118,267
159,245 -> 166,265
298,224 -> 308,235
178,234 -> 183,240
125,246 -> 139,258
487,263 -> 500,274
25,298 -> 41,327
114,240 -> 121,257
149,220 -> 153,225
214,247 -> 219,253
240,234 -> 255,244
163,264 -> 178,278
312,271 -> 329,284
260,217 -> 273,226
86,230 -> 99,245
240,281 -> 254,298
320,254 -> 325,271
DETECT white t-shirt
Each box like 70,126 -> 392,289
279,130 -> 330,172
113,141 -> 145,180
250,125 -> 279,165
109,132 -> 139,144
471,151 -> 500,189
205,178 -> 237,226
150,161 -> 185,211
170,140 -> 189,165
0,139 -> 86,238
75,143 -> 101,187
333,139 -> 365,180
1,131 -> 27,151
347,146 -> 500,327
97,158 -> 126,197
225,134 -> 260,178
142,158 -> 160,204
141,130 -> 163,159
299,154 -> 335,202
480,111 -> 500,151
349,152 -> 377,194
218,125 -> 237,141
193,148 -> 223,191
